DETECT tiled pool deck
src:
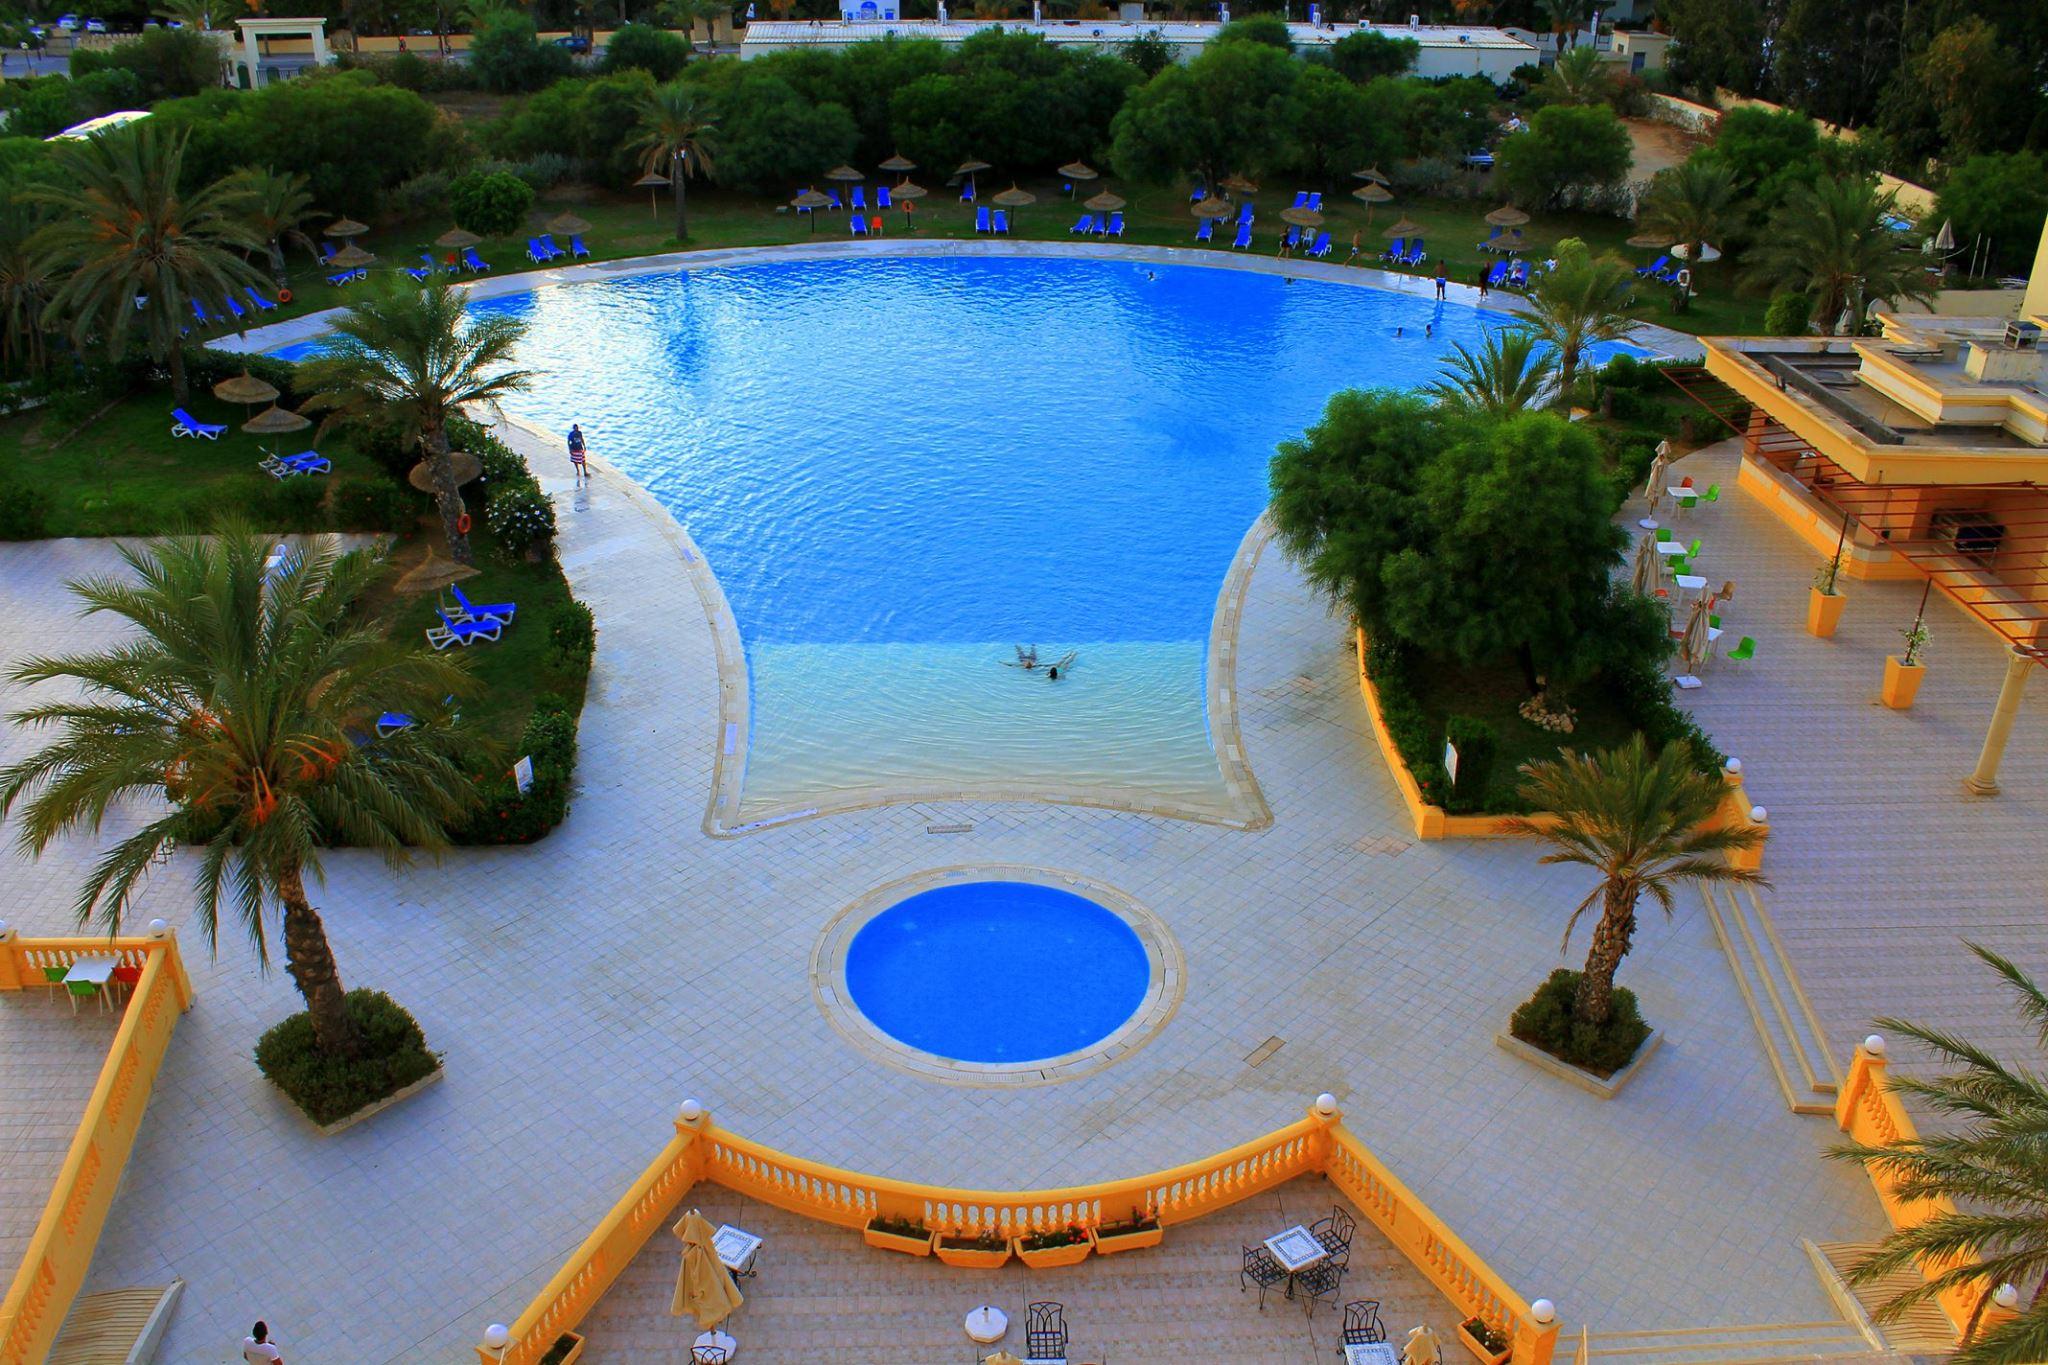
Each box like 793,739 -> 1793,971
0,992 -> 121,1289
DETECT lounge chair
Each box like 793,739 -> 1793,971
328,268 -> 366,286
1237,202 -> 1254,225
851,186 -> 866,212
1635,253 -> 1670,278
1232,221 -> 1252,250
1105,212 -> 1124,239
190,299 -> 213,327
246,285 -> 279,311
451,583 -> 516,623
525,238 -> 546,263
1507,260 -> 1530,289
171,407 -> 227,440
1309,231 -> 1332,258
1190,184 -> 1208,203
1291,190 -> 1308,208
222,294 -> 248,322
876,186 -> 891,210
1402,238 -> 1426,266
1195,217 -> 1215,243
464,248 -> 491,273
419,253 -> 441,275
406,265 -> 433,281
375,712 -> 415,736
570,234 -> 590,258
992,209 -> 1009,235
1070,213 -> 1097,235
1282,225 -> 1301,251
317,241 -> 337,262
1478,225 -> 1502,252
849,214 -> 867,236
1307,191 -> 1323,211
426,607 -> 502,650
541,234 -> 567,259
261,450 -> 330,478
1382,237 -> 1405,263
827,189 -> 843,210
975,205 -> 991,234
960,181 -> 976,203
1485,261 -> 1508,288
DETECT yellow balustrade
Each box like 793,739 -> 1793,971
1834,1041 -> 2017,1343
480,1102 -> 1558,1365
0,934 -> 197,1365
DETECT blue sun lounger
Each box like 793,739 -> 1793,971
1484,261 -> 1509,288
1309,231 -> 1332,258
1292,190 -> 1308,208
246,285 -> 279,311
876,186 -> 891,210
1479,225 -> 1503,252
222,294 -> 248,323
190,299 -> 213,327
1105,212 -> 1124,238
525,239 -> 546,263
541,235 -> 567,259
1283,225 -> 1301,251
851,186 -> 867,211
426,608 -> 502,650
975,205 -> 991,233
992,209 -> 1009,235
420,253 -> 441,275
1195,216 -> 1216,243
262,450 -> 330,477
1383,237 -> 1405,263
1402,238 -> 1426,266
407,264 -> 432,281
171,407 -> 227,440
1307,191 -> 1322,211
452,583 -> 516,623
463,248 -> 491,273
960,181 -> 976,203
1071,213 -> 1096,235
1237,202 -> 1254,225
328,268 -> 367,285
317,241 -> 337,262
1507,260 -> 1531,289
570,234 -> 590,258
1635,254 -> 1671,278
1232,221 -> 1253,250
850,214 -> 867,236
827,189 -> 843,210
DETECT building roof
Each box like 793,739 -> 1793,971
739,18 -> 1537,53
47,109 -> 150,141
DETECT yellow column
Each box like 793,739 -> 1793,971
1964,647 -> 2035,796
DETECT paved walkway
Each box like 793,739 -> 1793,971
579,1176 -> 1455,1364
0,419 -> 1889,1361
0,991 -> 120,1286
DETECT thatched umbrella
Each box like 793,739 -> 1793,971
212,370 -> 278,412
1084,190 -> 1125,214
1059,161 -> 1098,197
1281,206 -> 1323,228
1352,181 -> 1393,230
1221,174 -> 1258,195
992,184 -> 1035,227
634,171 -> 671,219
324,217 -> 370,238
328,242 -> 376,270
1626,230 -> 1669,250
407,451 -> 483,494
824,163 -> 863,187
1352,166 -> 1389,186
790,187 -> 831,232
545,211 -> 591,237
243,403 -> 311,462
1192,197 -> 1234,220
1381,216 -> 1424,240
394,551 -> 479,596
436,227 -> 482,251
955,158 -> 990,199
1485,205 -> 1530,228
890,180 -> 928,232
878,152 -> 916,174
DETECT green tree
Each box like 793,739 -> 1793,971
1745,176 -> 1935,332
69,26 -> 224,102
1210,13 -> 1293,50
601,21 -> 690,80
1541,44 -> 1611,105
1279,65 -> 1378,184
1110,39 -> 1297,189
627,81 -> 716,240
471,11 -> 574,92
1518,238 -> 1639,401
1425,329 -> 1558,418
1507,736 -> 1764,1029
1659,0 -> 1768,96
1633,160 -> 1742,309
1936,153 -> 2048,277
1692,106 -> 1824,217
1832,943 -> 2048,1361
1327,29 -> 1417,84
705,69 -> 856,195
1885,18 -> 2035,162
0,531 -> 479,1058
1772,0 -> 1902,129
0,198 -> 53,376
29,123 -> 263,402
226,166 -> 319,290
154,0 -> 242,29
449,168 -> 536,237
1120,32 -> 1172,78
301,280 -> 533,565
1495,103 -> 1631,211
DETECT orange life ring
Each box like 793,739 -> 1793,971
277,287 -> 293,304
457,512 -> 472,534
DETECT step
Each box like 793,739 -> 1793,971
1814,1240 -> 1960,1354
1582,1320 -> 1882,1364
48,1280 -> 183,1364
1701,884 -> 1841,1115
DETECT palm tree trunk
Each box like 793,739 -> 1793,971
674,155 -> 690,241
278,863 -> 361,1057
267,238 -> 288,289
1555,345 -> 1578,411
1572,881 -> 1638,1029
424,419 -> 474,565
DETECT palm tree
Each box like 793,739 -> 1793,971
154,0 -> 241,28
1507,736 -> 1764,1029
0,199 -> 54,377
1542,44 -> 1610,103
226,167 -> 320,292
1832,944 -> 2048,1362
300,279 -> 532,565
1744,177 -> 1936,334
1426,328 -> 1558,418
29,123 -> 265,403
1634,161 -> 1742,313
628,82 -> 718,242
1518,237 -> 1639,408
0,531 -> 479,1058
1541,0 -> 1592,49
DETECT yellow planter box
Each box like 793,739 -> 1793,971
933,1236 -> 1012,1268
1807,587 -> 1846,638
1457,1320 -> 1510,1365
1088,1222 -> 1164,1255
541,1331 -> 585,1365
1882,655 -> 1925,709
1013,1235 -> 1092,1268
862,1223 -> 935,1257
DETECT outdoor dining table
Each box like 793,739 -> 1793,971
713,1223 -> 763,1277
1263,1224 -> 1328,1299
1655,542 -> 1689,557
1673,573 -> 1708,592
1343,1344 -> 1400,1365
63,956 -> 118,1011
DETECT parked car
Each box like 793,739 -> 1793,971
84,17 -> 108,31
54,13 -> 80,29
553,33 -> 590,52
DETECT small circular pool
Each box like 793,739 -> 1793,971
842,880 -> 1152,1064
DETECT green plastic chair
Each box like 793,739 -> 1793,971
1687,537 -> 1703,558
1710,614 -> 1723,630
65,979 -> 100,1013
41,965 -> 66,999
1655,528 -> 1672,543
1704,484 -> 1721,503
1726,636 -> 1757,662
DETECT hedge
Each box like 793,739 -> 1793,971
254,989 -> 439,1126
450,693 -> 579,844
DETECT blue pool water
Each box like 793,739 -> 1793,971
275,254 -> 1646,818
843,880 -> 1150,1063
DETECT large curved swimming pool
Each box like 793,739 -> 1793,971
281,252 -> 1647,821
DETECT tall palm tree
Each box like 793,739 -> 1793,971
153,0 -> 241,29
1507,736 -> 1764,1029
1541,0 -> 1592,49
0,198 -> 55,377
1542,44 -> 1610,104
1517,238 -> 1639,408
1833,943 -> 2048,1362
1426,328 -> 1558,418
1745,176 -> 1936,334
0,531 -> 479,1058
226,167 -> 320,291
1634,161 -> 1742,312
300,279 -> 533,565
628,82 -> 718,242
29,124 -> 265,403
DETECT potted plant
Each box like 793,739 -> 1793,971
1807,555 -> 1847,637
933,1227 -> 1012,1268
1457,1316 -> 1511,1365
538,1332 -> 585,1365
862,1213 -> 935,1257
1014,1223 -> 1093,1268
1883,613 -> 1930,710
1088,1209 -> 1163,1255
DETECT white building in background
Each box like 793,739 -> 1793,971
739,16 -> 1537,83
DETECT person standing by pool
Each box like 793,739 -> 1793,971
1348,229 -> 1361,264
567,423 -> 588,484
1475,265 -> 1490,299
1434,262 -> 1447,299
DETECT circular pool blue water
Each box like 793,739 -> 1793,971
843,879 -> 1151,1063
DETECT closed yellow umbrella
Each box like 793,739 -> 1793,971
670,1209 -> 743,1330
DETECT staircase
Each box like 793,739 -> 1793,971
1700,885 -> 1842,1115
1813,1240 -> 1962,1355
1577,1321 -> 1885,1364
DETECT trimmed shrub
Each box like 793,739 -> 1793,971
1362,632 -> 1450,807
600,22 -> 690,81
449,168 -> 535,239
0,482 -> 51,540
483,478 -> 557,561
1764,290 -> 1812,337
548,600 -> 596,670
471,12 -> 574,93
1510,968 -> 1651,1077
253,989 -> 440,1126
451,694 -> 578,844
1443,715 -> 1496,814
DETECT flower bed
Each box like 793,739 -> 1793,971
253,989 -> 441,1128
1088,1213 -> 1163,1255
933,1230 -> 1012,1268
1014,1225 -> 1093,1268
862,1215 -> 935,1257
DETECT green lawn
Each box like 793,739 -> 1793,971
1406,652 -> 1640,812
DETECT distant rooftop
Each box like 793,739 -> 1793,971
740,17 -> 1537,52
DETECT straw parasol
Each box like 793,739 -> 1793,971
1352,183 -> 1392,206
329,242 -> 376,269
889,180 -> 928,202
1484,205 -> 1530,228
878,152 -> 916,173
1381,216 -> 1423,240
790,187 -> 831,232
956,158 -> 990,198
212,369 -> 278,410
407,451 -> 483,494
1281,206 -> 1323,228
1630,532 -> 1666,599
242,402 -> 311,462
824,163 -> 864,187
324,217 -> 370,238
1625,230 -> 1669,249
1353,165 -> 1390,186
1192,197 -> 1234,219
634,170 -> 671,218
1059,161 -> 1098,197
394,551 -> 479,595
992,184 -> 1035,225
1221,173 -> 1258,195
1084,190 -> 1125,214
544,211 -> 591,237
670,1209 -> 743,1344
435,227 -> 482,254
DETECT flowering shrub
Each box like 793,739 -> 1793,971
483,479 -> 557,561
449,695 -> 577,844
